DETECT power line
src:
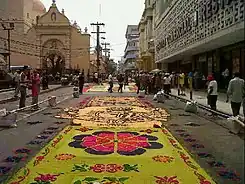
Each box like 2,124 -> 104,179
90,22 -> 105,75
0,36 -> 91,51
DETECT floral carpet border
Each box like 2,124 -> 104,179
6,126 -> 216,184
0,97 -> 93,183
169,124 -> 241,182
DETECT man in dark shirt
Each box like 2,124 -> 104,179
19,66 -> 29,108
117,74 -> 124,93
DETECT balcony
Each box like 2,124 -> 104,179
125,46 -> 139,54
125,53 -> 138,60
148,39 -> 155,53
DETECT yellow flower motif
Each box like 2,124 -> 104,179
152,155 -> 174,163
55,154 -> 76,161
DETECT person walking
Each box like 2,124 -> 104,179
207,74 -> 218,114
14,70 -> 20,98
226,72 -> 245,116
42,71 -> 49,90
19,66 -> 29,108
31,70 -> 40,110
78,72 -> 85,94
108,74 -> 113,93
117,74 -> 124,93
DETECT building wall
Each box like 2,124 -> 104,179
70,27 -> 90,75
0,1 -> 90,75
155,0 -> 244,63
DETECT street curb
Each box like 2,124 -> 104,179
0,85 -> 67,105
0,88 -> 15,93
168,93 -> 234,118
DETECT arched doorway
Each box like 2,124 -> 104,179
43,51 -> 65,76
41,39 -> 66,76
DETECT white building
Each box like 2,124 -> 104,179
154,0 -> 244,81
123,25 -> 139,72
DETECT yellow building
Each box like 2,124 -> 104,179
138,0 -> 156,72
89,52 -> 107,74
0,0 -> 90,76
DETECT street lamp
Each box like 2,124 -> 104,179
1,22 -> 14,71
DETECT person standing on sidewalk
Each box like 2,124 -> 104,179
14,70 -> 20,98
31,70 -> 40,110
179,72 -> 186,95
226,72 -> 245,116
163,73 -> 171,98
135,73 -> 140,94
19,66 -> 29,108
207,74 -> 218,113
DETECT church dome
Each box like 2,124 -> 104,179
33,0 -> 46,13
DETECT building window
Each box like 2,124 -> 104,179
27,13 -> 29,18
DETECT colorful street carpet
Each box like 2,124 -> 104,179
87,83 -> 137,93
7,97 -> 216,184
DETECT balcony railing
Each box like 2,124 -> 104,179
148,39 -> 155,53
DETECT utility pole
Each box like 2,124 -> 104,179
1,22 -> 14,71
102,42 -> 110,73
90,22 -> 105,76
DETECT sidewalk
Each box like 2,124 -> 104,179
171,88 -> 244,116
0,85 -> 61,102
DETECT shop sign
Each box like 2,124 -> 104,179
156,0 -> 235,53
199,0 -> 234,23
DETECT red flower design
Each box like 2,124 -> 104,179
155,176 -> 180,184
106,164 -> 123,173
36,156 -> 44,161
34,173 -> 60,182
55,154 -> 76,160
152,155 -> 174,163
69,131 -> 163,155
90,164 -> 106,173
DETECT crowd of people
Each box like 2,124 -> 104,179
13,66 -> 42,110
12,67 -> 245,121
132,70 -> 244,120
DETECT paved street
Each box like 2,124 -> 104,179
0,85 -> 61,102
0,87 -> 243,184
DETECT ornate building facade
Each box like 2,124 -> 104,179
0,0 -> 90,76
123,25 -> 139,72
138,0 -> 156,72
155,0 -> 244,78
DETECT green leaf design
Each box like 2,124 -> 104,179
72,164 -> 89,172
23,168 -> 28,176
73,180 -> 82,184
83,177 -> 99,182
103,177 -> 117,182
123,164 -> 139,172
119,177 -> 129,183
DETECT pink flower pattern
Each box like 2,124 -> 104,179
69,131 -> 163,155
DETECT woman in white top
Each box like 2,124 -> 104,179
163,73 -> 171,98
207,74 -> 218,112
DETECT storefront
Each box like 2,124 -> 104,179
155,0 -> 244,81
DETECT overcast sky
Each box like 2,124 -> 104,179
41,0 -> 144,62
